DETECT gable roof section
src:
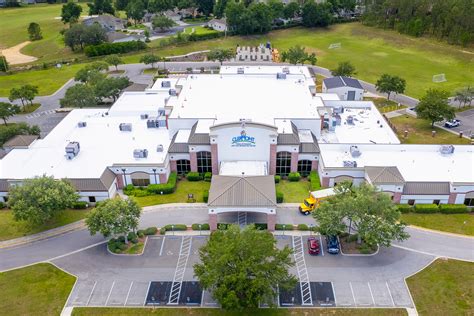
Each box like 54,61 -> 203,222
299,132 -> 320,153
208,175 -> 276,207
323,76 -> 363,90
365,166 -> 405,184
68,168 -> 116,192
188,122 -> 210,145
168,132 -> 189,153
277,122 -> 300,145
402,182 -> 450,195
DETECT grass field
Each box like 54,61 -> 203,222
276,180 -> 310,203
389,115 -> 471,144
0,263 -> 76,316
0,209 -> 89,241
182,26 -> 217,36
401,213 -> 474,236
133,180 -> 210,207
407,258 -> 473,315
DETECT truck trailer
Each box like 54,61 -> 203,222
299,188 -> 336,215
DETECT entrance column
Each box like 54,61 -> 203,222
209,211 -> 218,231
290,152 -> 298,173
267,211 -> 276,232
190,151 -> 198,172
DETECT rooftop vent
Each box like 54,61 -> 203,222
158,108 -> 165,116
440,145 -> 455,155
77,122 -> 87,128
156,144 -> 164,152
276,73 -> 287,80
346,116 -> 354,125
147,117 -> 166,128
133,149 -> 148,158
282,67 -> 290,74
65,141 -> 80,159
350,145 -> 361,157
161,81 -> 171,88
169,89 -> 177,96
140,114 -> 149,120
237,67 -> 244,74
119,123 -> 132,131
343,160 -> 357,168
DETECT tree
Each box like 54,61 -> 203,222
126,0 -> 146,25
194,225 -> 297,310
8,176 -> 78,225
415,89 -> 455,127
74,62 -> 108,84
268,0 -> 284,20
64,23 -> 87,51
195,0 -> 214,16
86,199 -> 141,243
283,1 -> 300,19
375,74 -> 406,100
147,0 -> 173,13
82,23 -> 107,46
152,14 -> 176,32
454,86 -> 473,108
0,55 -> 8,72
281,45 -> 316,65
313,182 -> 409,247
88,0 -> 115,15
207,48 -> 234,65
115,0 -> 130,11
0,102 -> 20,125
60,84 -> 97,108
61,2 -> 83,25
27,22 -> 43,41
302,2 -> 332,27
9,87 -> 26,108
331,61 -> 356,77
213,0 -> 227,18
9,85 -> 38,108
105,55 -> 123,71
140,54 -> 161,68
248,2 -> 273,34
94,76 -> 131,102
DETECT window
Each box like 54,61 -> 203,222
408,199 -> 415,206
464,198 -> 474,206
197,151 -> 212,173
297,160 -> 312,177
176,159 -> 191,175
131,178 -> 150,186
276,151 -> 292,176
88,196 -> 96,203
433,199 -> 440,205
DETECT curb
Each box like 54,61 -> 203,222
106,236 -> 149,256
408,224 -> 474,239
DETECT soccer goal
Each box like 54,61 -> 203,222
432,74 -> 447,83
328,43 -> 341,49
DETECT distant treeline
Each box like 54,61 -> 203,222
362,0 -> 474,46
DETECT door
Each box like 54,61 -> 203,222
347,90 -> 356,100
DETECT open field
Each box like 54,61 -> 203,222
401,213 -> 474,236
0,209 -> 89,241
0,263 -> 76,315
389,115 -> 471,144
407,258 -> 473,315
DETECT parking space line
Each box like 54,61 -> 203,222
124,281 -> 133,306
105,281 -> 115,306
331,282 -> 337,306
349,282 -> 356,306
368,282 -> 375,305
386,282 -> 395,307
200,288 -> 205,307
144,281 -> 151,306
318,235 -> 324,256
159,237 -> 166,256
86,281 -> 97,306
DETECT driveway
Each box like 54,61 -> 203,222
450,108 -> 474,136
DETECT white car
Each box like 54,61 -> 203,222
444,119 -> 461,128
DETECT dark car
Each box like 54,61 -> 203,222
307,237 -> 320,255
326,235 -> 340,255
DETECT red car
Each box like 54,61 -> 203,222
307,237 -> 320,255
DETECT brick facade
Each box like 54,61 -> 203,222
190,151 -> 197,172
159,173 -> 167,184
209,213 -> 218,231
116,175 -> 124,189
322,177 -> 330,187
269,144 -> 276,175
393,192 -> 402,203
311,160 -> 318,171
211,144 -> 219,175
290,152 -> 298,173
267,213 -> 276,231
448,193 -> 457,204
170,160 -> 177,173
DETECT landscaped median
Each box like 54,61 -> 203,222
107,227 -> 157,255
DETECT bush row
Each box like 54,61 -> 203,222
84,41 -> 147,57
288,172 -> 301,182
137,227 -> 158,236
159,224 -> 187,235
397,204 -> 469,214
72,201 -> 88,209
191,223 -> 210,230
186,172 -> 212,181
203,190 -> 209,203
309,171 -> 321,191
274,175 -> 281,183
276,191 -> 284,203
123,172 -> 177,196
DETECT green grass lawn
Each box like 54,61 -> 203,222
276,180 -> 310,203
20,103 -> 41,114
0,263 -> 76,316
133,179 -> 210,207
389,115 -> 471,144
401,213 -> 474,236
143,68 -> 157,75
407,258 -> 473,316
0,209 -> 89,241
365,97 -> 407,113
182,26 -> 217,36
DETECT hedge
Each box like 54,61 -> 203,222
147,172 -> 177,194
217,223 -> 230,230
309,171 -> 321,191
288,172 -> 301,182
72,201 -> 88,209
397,205 -> 413,214
275,224 -> 293,230
297,224 -> 309,231
274,175 -> 281,183
439,204 -> 469,214
204,172 -> 212,182
123,184 -> 135,195
188,31 -> 220,41
413,204 -> 439,213
144,227 -> 158,235
254,223 -> 268,230
84,41 -> 147,57
0,201 -> 5,209
203,190 -> 209,203
160,224 -> 187,234
192,223 -> 210,230
276,191 -> 284,203
186,172 -> 201,181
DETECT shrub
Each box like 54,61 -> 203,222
137,230 -> 145,238
72,201 -> 88,209
414,204 -> 439,214
123,184 -> 135,196
297,224 -> 309,231
203,190 -> 209,203
127,231 -> 137,241
439,204 -> 469,214
147,172 -> 177,194
84,41 -> 147,57
186,172 -> 201,181
276,191 -> 284,203
274,175 -> 281,183
254,223 -> 268,230
119,243 -> 128,251
217,223 -> 230,230
117,236 -> 126,243
144,227 -> 158,235
192,223 -> 210,230
162,224 -> 187,232
309,171 -> 321,191
288,172 -> 301,182
347,234 -> 359,243
275,224 -> 293,230
397,204 -> 413,213
133,190 -> 150,197
358,244 -> 374,254
0,201 -> 5,209
188,31 -> 220,41
204,172 -> 212,182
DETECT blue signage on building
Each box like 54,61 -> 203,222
232,130 -> 256,147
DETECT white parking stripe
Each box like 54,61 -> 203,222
124,281 -> 133,306
349,282 -> 356,306
144,281 -> 151,306
159,237 -> 166,256
386,282 -> 395,306
86,281 -> 97,306
331,282 -> 337,306
368,282 -> 375,305
105,281 -> 115,306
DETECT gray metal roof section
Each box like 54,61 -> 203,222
188,122 -> 210,145
277,122 -> 300,145
299,132 -> 320,153
323,76 -> 364,90
365,166 -> 405,184
68,168 -> 116,192
0,179 -> 9,192
402,182 -> 450,195
168,132 -> 189,153
208,175 -> 276,207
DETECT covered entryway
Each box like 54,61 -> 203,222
207,175 -> 277,231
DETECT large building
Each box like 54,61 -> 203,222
1,66 -> 472,229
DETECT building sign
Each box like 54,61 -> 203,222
232,130 -> 256,147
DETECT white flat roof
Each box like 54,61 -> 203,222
219,65 -> 312,79
219,161 -> 268,176
108,91 -> 168,116
315,93 -> 340,101
298,130 -> 313,143
175,129 -> 191,143
149,78 -> 180,90
319,144 -> 474,183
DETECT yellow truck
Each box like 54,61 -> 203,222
299,188 -> 336,215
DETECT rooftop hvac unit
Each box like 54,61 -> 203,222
237,67 -> 244,74
169,89 -> 177,96
276,73 -> 287,80
161,81 -> 171,88
343,160 -> 357,168
140,114 -> 149,120
158,108 -> 165,116
282,67 -> 290,74
77,122 -> 87,128
439,145 -> 455,154
65,141 -> 80,159
350,145 -> 361,157
156,144 -> 164,152
119,123 -> 132,131
133,149 -> 148,158
346,116 -> 354,125
147,118 -> 158,128
333,106 -> 344,114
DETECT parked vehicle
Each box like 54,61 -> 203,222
307,237 -> 320,255
326,235 -> 340,254
299,188 -> 336,215
444,119 -> 461,128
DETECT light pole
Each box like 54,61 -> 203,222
283,224 -> 286,236
121,168 -> 127,186
171,224 -> 174,236
199,224 -> 202,236
310,224 -> 314,236
152,168 -> 157,184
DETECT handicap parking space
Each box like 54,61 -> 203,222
279,283 -> 303,306
146,281 -> 172,305
178,281 -> 203,306
311,282 -> 335,307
